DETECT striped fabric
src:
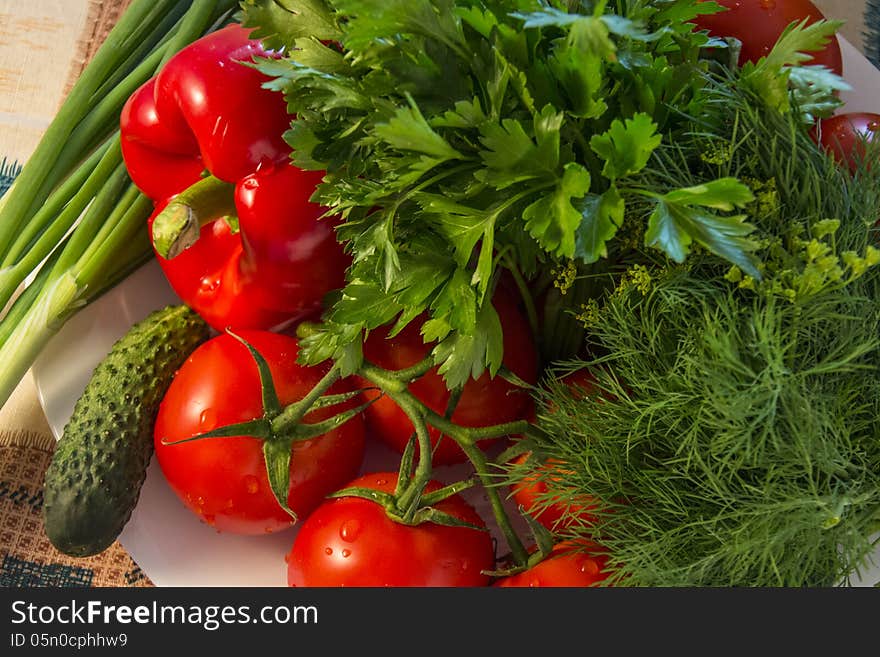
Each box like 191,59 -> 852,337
0,158 -> 21,198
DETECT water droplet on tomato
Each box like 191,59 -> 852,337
759,0 -> 776,9
868,120 -> 880,132
196,496 -> 205,507
375,478 -> 387,486
198,276 -> 220,296
339,519 -> 361,542
203,513 -> 216,526
264,527 -> 274,534
324,547 -> 333,556
579,558 -> 600,576
341,549 -> 351,558
199,408 -> 216,431
244,475 -> 260,494
528,577 -> 541,587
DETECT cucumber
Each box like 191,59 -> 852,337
43,304 -> 210,557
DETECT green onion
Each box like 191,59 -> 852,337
0,0 -> 239,409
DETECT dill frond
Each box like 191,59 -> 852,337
518,78 -> 880,587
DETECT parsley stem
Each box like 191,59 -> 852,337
501,251 -> 539,343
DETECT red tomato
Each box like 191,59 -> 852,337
815,112 -> 880,173
154,330 -> 366,535
511,453 -> 598,532
493,541 -> 610,588
361,287 -> 539,465
286,472 -> 496,586
510,369 -> 602,531
692,0 -> 843,75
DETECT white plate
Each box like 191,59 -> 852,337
34,40 -> 880,588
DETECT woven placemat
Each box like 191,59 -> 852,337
0,432 -> 153,587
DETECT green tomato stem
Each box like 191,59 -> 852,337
380,389 -> 435,521
458,441 -> 529,566
358,361 -> 530,561
387,356 -> 436,384
271,364 -> 343,433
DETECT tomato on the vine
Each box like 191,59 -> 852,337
286,472 -> 496,587
510,370 -> 603,532
511,453 -> 598,533
154,330 -> 366,535
361,286 -> 539,465
692,0 -> 843,75
493,541 -> 610,588
815,112 -> 880,173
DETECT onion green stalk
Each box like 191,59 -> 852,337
0,0 -> 239,410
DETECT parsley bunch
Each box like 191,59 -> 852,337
241,0 -> 777,387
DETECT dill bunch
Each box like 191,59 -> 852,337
518,79 -> 880,587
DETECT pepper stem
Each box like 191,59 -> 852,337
151,175 -> 235,259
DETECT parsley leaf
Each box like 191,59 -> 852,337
522,162 -> 591,259
739,18 -> 846,116
374,96 -> 464,162
243,0 -> 770,386
574,185 -> 624,264
240,0 -> 339,50
431,296 -> 504,389
645,178 -> 760,277
590,113 -> 662,180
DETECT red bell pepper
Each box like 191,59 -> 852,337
119,24 -> 349,331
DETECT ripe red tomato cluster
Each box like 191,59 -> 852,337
151,292 -> 584,586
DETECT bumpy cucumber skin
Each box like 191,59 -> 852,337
43,304 -> 210,557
